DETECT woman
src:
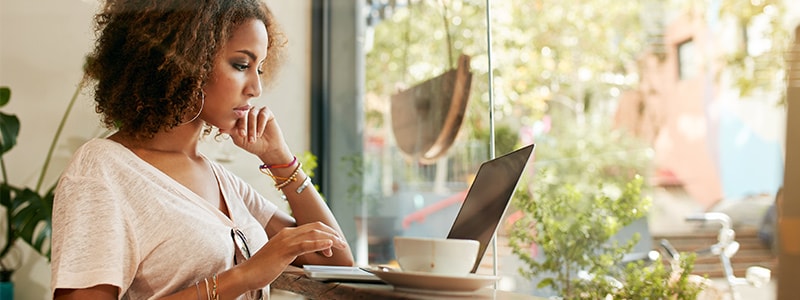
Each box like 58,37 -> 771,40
50,0 -> 354,299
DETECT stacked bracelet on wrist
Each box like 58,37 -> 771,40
259,159 -> 302,190
196,273 -> 219,300
274,162 -> 302,189
211,273 -> 218,300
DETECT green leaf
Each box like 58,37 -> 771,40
0,183 -> 11,208
0,87 -> 9,107
0,112 -> 20,155
11,186 -> 54,259
537,278 -> 555,289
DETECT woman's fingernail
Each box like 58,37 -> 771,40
239,129 -> 246,137
249,136 -> 255,143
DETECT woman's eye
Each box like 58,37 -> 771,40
257,69 -> 264,75
233,63 -> 249,71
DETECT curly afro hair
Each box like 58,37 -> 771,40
85,0 -> 287,140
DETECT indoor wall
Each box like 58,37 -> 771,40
0,0 -> 312,299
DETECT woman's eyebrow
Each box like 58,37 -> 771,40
235,49 -> 258,61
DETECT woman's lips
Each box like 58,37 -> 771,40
234,105 -> 251,118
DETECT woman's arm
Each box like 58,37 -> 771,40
264,166 -> 355,267
54,268 -> 251,300
54,285 -> 117,300
226,106 -> 354,267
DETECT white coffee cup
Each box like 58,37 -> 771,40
393,236 -> 480,276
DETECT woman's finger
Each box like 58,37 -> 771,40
222,116 -> 245,145
256,106 -> 269,138
297,222 -> 346,244
300,239 -> 335,256
237,109 -> 248,139
282,223 -> 347,254
248,107 -> 259,143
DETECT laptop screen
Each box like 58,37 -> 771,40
446,144 -> 535,273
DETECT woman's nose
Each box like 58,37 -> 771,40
245,74 -> 262,98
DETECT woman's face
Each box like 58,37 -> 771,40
201,19 -> 268,131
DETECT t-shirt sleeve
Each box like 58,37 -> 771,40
50,174 -> 138,298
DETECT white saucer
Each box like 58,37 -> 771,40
364,268 -> 499,293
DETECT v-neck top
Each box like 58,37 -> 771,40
50,138 -> 278,299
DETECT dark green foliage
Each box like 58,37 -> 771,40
0,84 -> 79,270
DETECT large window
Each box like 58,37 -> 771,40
314,0 -> 789,297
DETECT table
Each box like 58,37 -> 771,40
272,267 -> 544,300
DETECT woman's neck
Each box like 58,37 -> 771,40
109,122 -> 205,157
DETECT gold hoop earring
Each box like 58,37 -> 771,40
181,93 -> 205,125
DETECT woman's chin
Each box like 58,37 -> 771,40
211,122 -> 237,134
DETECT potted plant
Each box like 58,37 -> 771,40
506,118 -> 706,298
389,1 -> 473,164
390,54 -> 472,164
510,174 -> 706,298
0,82 -> 83,297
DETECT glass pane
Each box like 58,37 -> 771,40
361,0 -> 490,267
358,0 -> 788,297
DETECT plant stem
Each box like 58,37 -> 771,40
0,158 -> 7,189
0,158 -> 10,264
35,79 -> 83,193
0,187 -> 14,267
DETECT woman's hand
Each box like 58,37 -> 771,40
222,105 -> 293,164
238,222 -> 348,290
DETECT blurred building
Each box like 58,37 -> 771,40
615,4 -> 796,209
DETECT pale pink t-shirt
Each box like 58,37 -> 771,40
51,138 -> 278,299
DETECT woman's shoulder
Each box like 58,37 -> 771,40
56,139 -> 134,201
75,138 -> 126,153
63,138 -> 133,173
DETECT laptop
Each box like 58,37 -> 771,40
446,143 -> 535,273
304,143 -> 535,280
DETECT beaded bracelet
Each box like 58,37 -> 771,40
274,162 -> 302,190
259,155 -> 297,170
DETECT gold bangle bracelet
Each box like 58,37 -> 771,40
204,277 -> 211,300
211,273 -> 218,300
